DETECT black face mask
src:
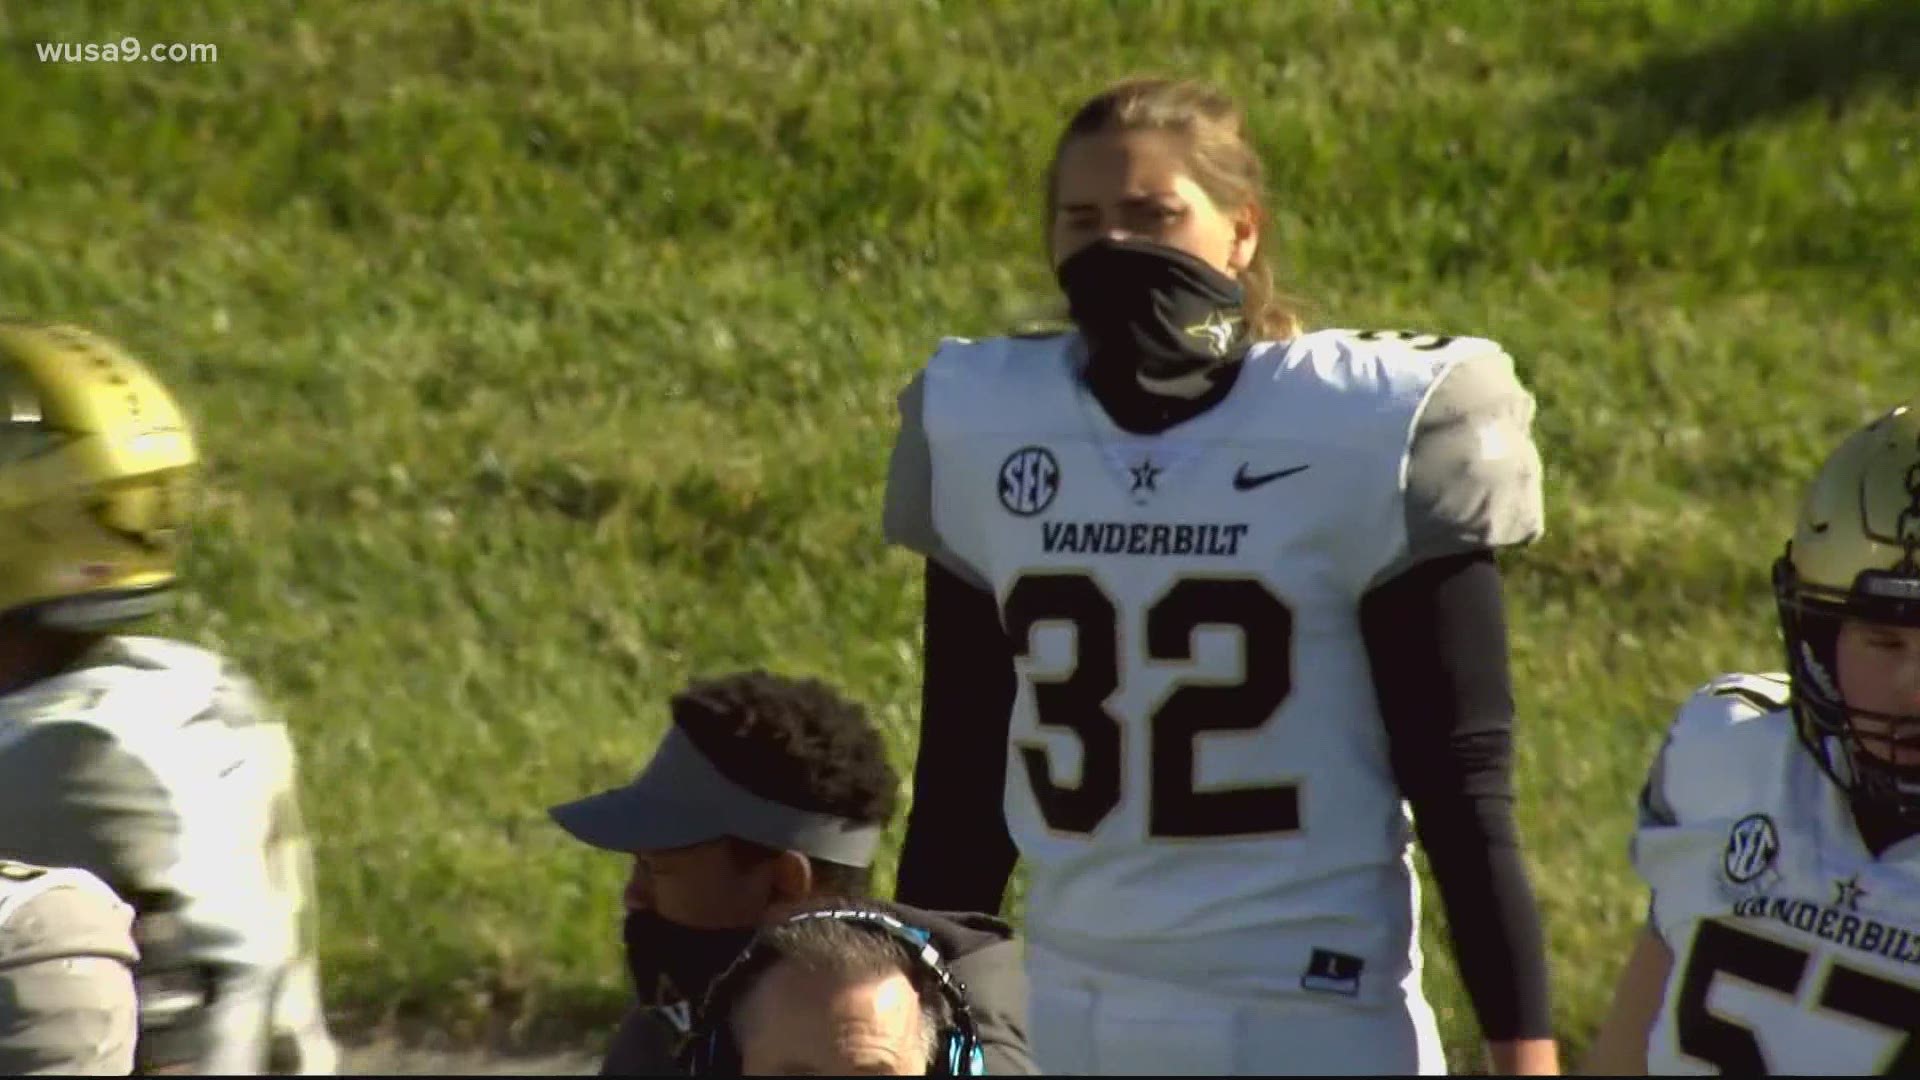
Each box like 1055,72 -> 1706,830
623,910 -> 756,1019
1055,237 -> 1252,396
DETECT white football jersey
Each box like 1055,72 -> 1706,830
0,859 -> 140,1074
1634,673 -> 1920,1074
884,329 -> 1544,1004
0,859 -> 136,964
0,636 -> 337,1074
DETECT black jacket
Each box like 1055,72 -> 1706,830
598,900 -> 1036,1076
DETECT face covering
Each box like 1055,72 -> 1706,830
623,909 -> 756,1019
1055,236 -> 1252,399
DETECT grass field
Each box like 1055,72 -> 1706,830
4,0 -> 1919,1068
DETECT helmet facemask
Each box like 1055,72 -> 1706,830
1777,554 -> 1920,821
1774,399 -> 1920,820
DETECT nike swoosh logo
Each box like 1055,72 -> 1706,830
1233,463 -> 1311,490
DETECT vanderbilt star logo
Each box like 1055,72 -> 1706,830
1183,310 -> 1243,358
650,974 -> 695,1033
1129,458 -> 1162,493
1834,874 -> 1868,911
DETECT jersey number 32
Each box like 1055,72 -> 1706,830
1002,572 -> 1297,840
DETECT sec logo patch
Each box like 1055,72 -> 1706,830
998,446 -> 1059,516
1723,813 -> 1779,884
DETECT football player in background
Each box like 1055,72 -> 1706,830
0,322 -> 337,1074
881,76 -> 1559,1074
1584,398 -> 1920,1075
0,858 -> 141,1074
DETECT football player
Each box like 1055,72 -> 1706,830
0,321 -> 337,1073
0,858 -> 140,1074
882,76 -> 1559,1074
1585,398 -> 1920,1075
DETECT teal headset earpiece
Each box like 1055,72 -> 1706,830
683,908 -> 985,1076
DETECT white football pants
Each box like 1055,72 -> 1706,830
1026,942 -> 1447,1075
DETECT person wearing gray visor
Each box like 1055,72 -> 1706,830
548,670 -> 1037,1076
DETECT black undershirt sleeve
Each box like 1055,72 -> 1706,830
894,559 -> 1021,916
1360,549 -> 1554,1042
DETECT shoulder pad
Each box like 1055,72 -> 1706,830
928,333 -> 1063,362
0,859 -> 117,907
80,637 -> 270,732
0,861 -> 136,967
1679,672 -> 1794,732
1359,328 -> 1540,575
102,636 -> 226,679
922,334 -> 1074,398
0,858 -> 55,893
1271,329 -> 1511,404
1321,328 -> 1509,365
1645,672 -> 1796,827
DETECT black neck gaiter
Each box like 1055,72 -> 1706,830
623,910 -> 756,1018
1056,237 -> 1251,434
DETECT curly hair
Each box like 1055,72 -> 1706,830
672,671 -> 900,894
671,670 -> 900,828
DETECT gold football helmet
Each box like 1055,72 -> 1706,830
1774,397 -> 1920,816
0,321 -> 198,630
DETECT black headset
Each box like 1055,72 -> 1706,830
682,907 -> 985,1076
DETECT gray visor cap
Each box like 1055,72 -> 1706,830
547,724 -> 884,868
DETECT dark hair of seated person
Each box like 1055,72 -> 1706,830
671,670 -> 899,894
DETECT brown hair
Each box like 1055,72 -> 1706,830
1044,76 -> 1304,341
726,905 -> 949,1066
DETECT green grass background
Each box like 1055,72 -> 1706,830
3,0 -> 1918,1068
